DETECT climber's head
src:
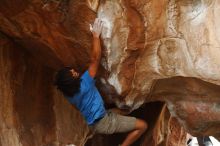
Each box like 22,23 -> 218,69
54,67 -> 81,97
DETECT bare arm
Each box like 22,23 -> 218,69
88,18 -> 103,77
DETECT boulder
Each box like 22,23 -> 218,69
0,0 -> 220,145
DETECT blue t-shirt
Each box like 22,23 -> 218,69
65,70 -> 106,125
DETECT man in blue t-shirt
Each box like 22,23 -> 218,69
55,18 -> 147,146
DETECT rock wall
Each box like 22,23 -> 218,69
1,0 -> 220,145
96,0 -> 220,108
141,105 -> 187,146
0,35 -> 89,146
96,0 -> 220,140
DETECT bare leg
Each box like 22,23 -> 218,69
109,108 -> 147,146
121,119 -> 147,146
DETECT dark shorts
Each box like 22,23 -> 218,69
90,111 -> 136,134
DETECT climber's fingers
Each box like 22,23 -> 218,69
90,18 -> 104,38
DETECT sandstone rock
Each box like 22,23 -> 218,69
0,35 -> 89,146
96,0 -> 220,140
141,105 -> 187,146
1,0 -> 220,145
97,0 -> 220,108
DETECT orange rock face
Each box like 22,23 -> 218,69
96,0 -> 220,140
0,35 -> 90,146
1,0 -> 220,145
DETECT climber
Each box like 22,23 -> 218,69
54,18 -> 147,146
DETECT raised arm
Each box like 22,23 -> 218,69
88,18 -> 103,77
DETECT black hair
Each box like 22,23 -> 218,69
54,67 -> 81,97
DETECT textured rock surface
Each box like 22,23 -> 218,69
141,105 -> 187,146
96,0 -> 220,140
0,35 -> 89,146
97,0 -> 220,107
151,76 -> 220,139
1,0 -> 220,145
